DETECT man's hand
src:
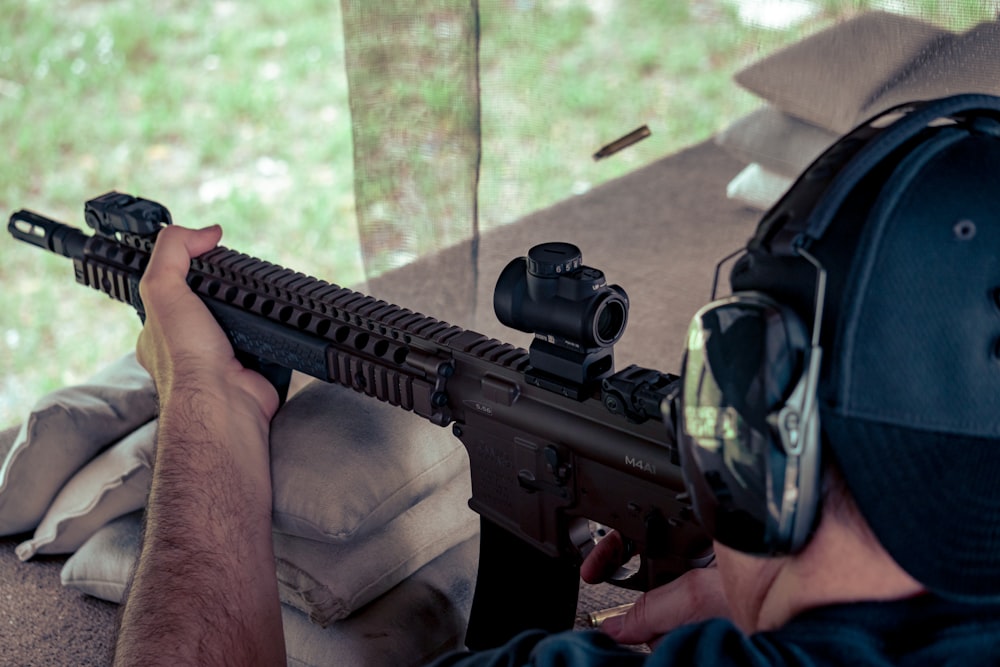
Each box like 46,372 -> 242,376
136,224 -> 279,422
580,531 -> 730,648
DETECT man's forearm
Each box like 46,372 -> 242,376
114,385 -> 285,666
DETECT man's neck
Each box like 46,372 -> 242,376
757,509 -> 925,631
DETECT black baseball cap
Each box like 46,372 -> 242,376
729,94 -> 1000,599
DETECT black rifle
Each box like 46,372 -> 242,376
9,192 -> 713,649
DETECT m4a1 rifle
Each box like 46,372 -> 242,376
9,191 -> 713,649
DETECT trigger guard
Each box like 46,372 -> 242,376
607,549 -> 716,591
606,553 -> 642,587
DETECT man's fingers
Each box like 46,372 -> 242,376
136,224 -> 228,387
599,567 -> 729,647
143,224 -> 222,285
580,530 -> 630,584
135,223 -> 281,421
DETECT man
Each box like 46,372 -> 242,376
114,94 -> 1000,665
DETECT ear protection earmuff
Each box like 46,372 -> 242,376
679,278 -> 824,555
674,94 -> 1000,556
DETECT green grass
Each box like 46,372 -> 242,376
1,0 -> 989,426
1,0 -> 357,425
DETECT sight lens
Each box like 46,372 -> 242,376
595,299 -> 627,345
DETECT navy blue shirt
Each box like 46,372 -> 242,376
430,595 -> 1000,666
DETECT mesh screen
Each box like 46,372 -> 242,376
339,0 -> 999,287
341,1 -> 482,280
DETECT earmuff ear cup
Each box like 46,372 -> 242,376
677,291 -> 820,555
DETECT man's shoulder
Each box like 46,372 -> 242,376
429,595 -> 1000,667
771,594 -> 1000,665
427,630 -> 651,667
429,623 -> 787,667
654,595 -> 1000,666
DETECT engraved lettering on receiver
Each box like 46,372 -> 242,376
625,455 -> 656,475
464,400 -> 494,417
